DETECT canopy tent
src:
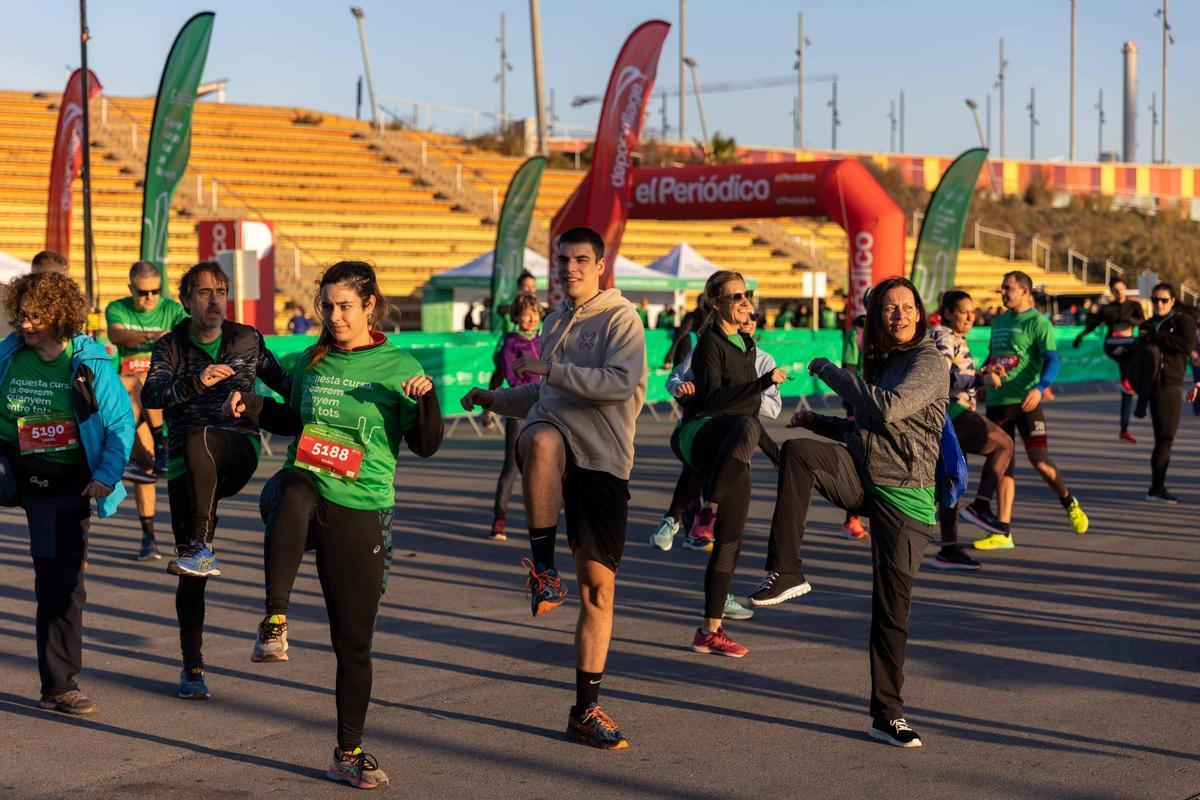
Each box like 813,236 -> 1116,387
0,250 -> 30,284
423,248 -> 684,331
644,241 -> 758,317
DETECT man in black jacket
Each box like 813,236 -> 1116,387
1139,284 -> 1197,504
1073,277 -> 1145,443
141,261 -> 291,700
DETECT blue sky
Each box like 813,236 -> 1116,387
3,1 -> 1198,163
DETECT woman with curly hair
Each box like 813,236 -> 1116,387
0,271 -> 134,715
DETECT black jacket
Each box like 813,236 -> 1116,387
1079,299 -> 1145,339
1140,309 -> 1198,386
684,325 -> 773,421
141,320 -> 292,461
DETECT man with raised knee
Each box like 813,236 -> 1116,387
461,226 -> 646,750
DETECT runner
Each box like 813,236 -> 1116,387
748,276 -> 947,748
840,309 -> 869,540
928,290 -> 1013,570
670,271 -> 786,657
483,270 -> 538,428
460,226 -> 647,750
652,308 -> 780,621
0,271 -> 134,715
1072,276 -> 1145,443
228,260 -> 442,790
490,291 -> 542,540
141,261 -> 291,700
1136,283 -> 1197,504
105,261 -> 188,561
976,271 -> 1088,550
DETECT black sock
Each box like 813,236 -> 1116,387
1058,494 -> 1074,510
575,669 -> 602,711
970,497 -> 991,512
139,515 -> 155,540
528,526 -> 556,571
997,520 -> 1011,534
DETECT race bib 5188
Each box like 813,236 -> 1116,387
295,423 -> 364,481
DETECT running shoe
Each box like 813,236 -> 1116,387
522,557 -> 566,617
869,717 -> 922,748
1145,488 -> 1180,505
327,747 -> 389,790
691,625 -> 749,658
1120,377 -> 1135,395
1119,430 -> 1138,444
38,689 -> 98,715
122,459 -> 156,484
649,515 -> 680,551
723,594 -> 754,620
153,445 -> 169,477
682,507 -> 716,551
748,571 -> 811,608
177,665 -> 210,700
566,703 -> 629,750
167,542 -> 221,577
959,502 -> 1006,535
489,518 -> 507,541
1065,497 -> 1089,534
136,535 -> 161,562
251,615 -> 289,663
839,516 -> 869,540
931,547 -> 982,571
972,532 -> 1014,550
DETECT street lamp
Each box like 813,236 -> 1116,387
965,98 -> 987,149
682,56 -> 710,155
349,7 -> 380,131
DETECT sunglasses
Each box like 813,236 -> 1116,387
720,290 -> 754,304
1151,296 -> 1172,304
135,288 -> 162,298
748,312 -> 759,321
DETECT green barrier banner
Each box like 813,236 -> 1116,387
255,326 -> 1115,418
491,156 -> 546,331
140,12 -> 215,291
911,147 -> 988,307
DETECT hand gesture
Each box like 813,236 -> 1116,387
200,363 -> 235,388
402,375 -> 433,397
460,387 -> 494,411
224,391 -> 246,418
82,480 -> 113,499
770,368 -> 788,385
786,410 -> 814,429
677,381 -> 695,396
1189,382 -> 1199,404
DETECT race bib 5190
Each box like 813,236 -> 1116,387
17,414 -> 80,455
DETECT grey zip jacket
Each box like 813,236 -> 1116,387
808,337 -> 948,487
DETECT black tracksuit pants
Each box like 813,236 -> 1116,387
167,426 -> 259,667
1149,383 -> 1183,491
493,417 -> 521,519
764,437 -> 932,722
260,468 -> 393,751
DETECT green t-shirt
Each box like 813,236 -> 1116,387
286,342 -> 424,510
986,308 -> 1056,406
635,307 -> 649,327
0,345 -> 84,465
188,331 -> 223,362
842,326 -> 861,372
105,296 -> 188,361
865,476 -> 936,526
727,331 -> 747,353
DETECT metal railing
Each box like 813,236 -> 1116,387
1066,248 -> 1089,282
910,210 -> 924,238
974,220 -> 1016,261
1104,258 -> 1125,287
1031,234 -> 1051,270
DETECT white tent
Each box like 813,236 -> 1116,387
0,250 -> 30,284
646,242 -> 724,283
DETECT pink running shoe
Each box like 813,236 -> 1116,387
691,626 -> 748,658
840,516 -> 869,540
683,507 -> 716,552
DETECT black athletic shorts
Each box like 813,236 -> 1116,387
519,422 -> 629,571
951,408 -> 993,453
985,402 -> 1048,450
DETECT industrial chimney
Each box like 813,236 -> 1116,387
1123,41 -> 1137,162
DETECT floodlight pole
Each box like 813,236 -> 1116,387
79,0 -> 95,306
1069,0 -> 1077,160
350,7 -> 380,132
529,0 -> 549,156
679,0 -> 686,142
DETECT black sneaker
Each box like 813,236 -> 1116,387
1145,488 -> 1180,505
869,717 -> 922,748
747,571 -> 811,608
959,501 -> 1006,535
931,547 -> 982,571
39,689 -> 99,715
136,535 -> 161,562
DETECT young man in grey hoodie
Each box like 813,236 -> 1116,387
460,226 -> 647,750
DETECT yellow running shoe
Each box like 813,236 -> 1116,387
972,533 -> 1014,550
1065,497 -> 1088,534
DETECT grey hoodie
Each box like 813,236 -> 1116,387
809,337 -> 948,488
489,288 -> 647,480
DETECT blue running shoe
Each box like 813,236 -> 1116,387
723,594 -> 754,620
168,542 -> 221,577
178,665 -> 210,700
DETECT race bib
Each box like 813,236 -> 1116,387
988,355 -> 1020,372
17,414 -> 80,455
295,423 -> 364,481
120,355 -> 153,375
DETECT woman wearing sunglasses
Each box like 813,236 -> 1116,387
1139,283 -> 1197,504
671,271 -> 787,658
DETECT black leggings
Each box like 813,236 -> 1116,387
167,427 -> 259,666
260,468 -> 393,751
1105,342 -> 1136,432
1149,384 -> 1183,491
673,416 -> 760,619
493,417 -> 520,519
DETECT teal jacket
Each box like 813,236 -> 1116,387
0,333 -> 134,517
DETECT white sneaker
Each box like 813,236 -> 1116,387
649,515 -> 680,551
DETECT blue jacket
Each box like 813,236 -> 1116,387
0,333 -> 134,517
